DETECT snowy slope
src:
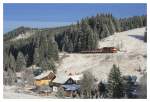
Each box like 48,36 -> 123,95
98,27 -> 146,54
56,27 -> 147,82
11,31 -> 34,41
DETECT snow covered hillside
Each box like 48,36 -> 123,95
98,27 -> 146,54
11,31 -> 34,41
56,27 -> 147,82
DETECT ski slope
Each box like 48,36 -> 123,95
56,27 -> 147,82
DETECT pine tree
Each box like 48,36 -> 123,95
80,19 -> 89,50
137,73 -> 147,98
9,53 -> 16,72
6,68 -> 16,85
107,64 -> 124,98
16,52 -> 26,72
123,75 -> 137,98
144,28 -> 147,42
62,32 -> 69,51
87,27 -> 94,50
47,36 -> 59,60
76,37 -> 82,52
98,81 -> 107,98
33,47 -> 40,66
80,19 -> 98,50
100,24 -> 110,39
41,57 -> 56,72
47,58 -> 56,73
109,19 -> 116,34
68,40 -> 74,52
3,51 -> 9,71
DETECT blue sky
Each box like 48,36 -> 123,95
4,3 -> 147,33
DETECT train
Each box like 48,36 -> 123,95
80,47 -> 118,53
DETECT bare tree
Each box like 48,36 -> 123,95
22,69 -> 35,86
137,73 -> 147,98
3,69 -> 16,85
16,69 -> 35,88
80,71 -> 95,98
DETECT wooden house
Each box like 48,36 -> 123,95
101,47 -> 117,53
62,77 -> 80,97
34,71 -> 56,86
52,73 -> 83,97
52,74 -> 68,92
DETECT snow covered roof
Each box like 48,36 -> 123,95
53,74 -> 68,84
16,72 -> 22,78
53,73 -> 83,84
34,70 -> 54,80
69,74 -> 83,81
28,65 -> 42,70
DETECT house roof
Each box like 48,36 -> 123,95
16,72 -> 22,78
53,73 -> 83,84
62,84 -> 80,91
64,77 -> 76,85
69,74 -> 83,81
28,65 -> 42,70
34,70 -> 54,80
53,73 -> 68,84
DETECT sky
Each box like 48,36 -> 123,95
4,3 -> 147,33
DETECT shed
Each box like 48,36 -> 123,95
34,70 -> 56,86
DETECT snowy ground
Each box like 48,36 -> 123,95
56,27 -> 147,82
3,86 -> 57,99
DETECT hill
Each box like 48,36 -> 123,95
56,27 -> 146,82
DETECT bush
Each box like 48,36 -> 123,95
56,87 -> 65,98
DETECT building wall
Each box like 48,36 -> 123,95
64,91 -> 72,97
34,80 -> 50,86
53,86 -> 58,92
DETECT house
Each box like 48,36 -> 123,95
52,73 -> 68,92
62,77 -> 80,97
34,70 -> 56,86
101,47 -> 117,53
52,73 -> 83,97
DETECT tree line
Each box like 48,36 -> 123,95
55,14 -> 146,52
